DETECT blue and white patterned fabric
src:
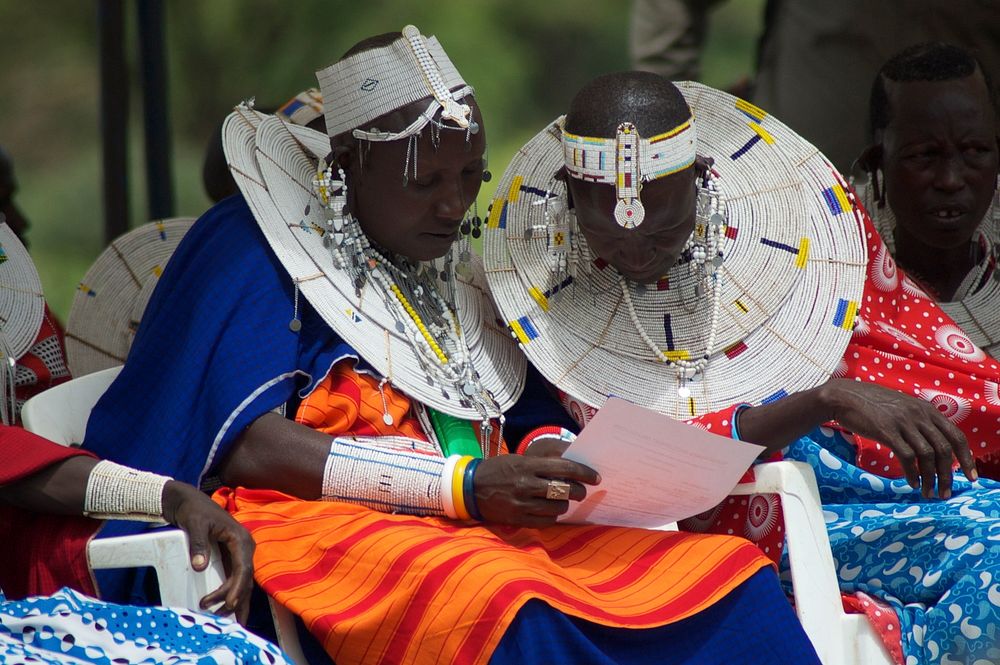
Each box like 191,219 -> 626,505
783,427 -> 1000,665
0,587 -> 290,664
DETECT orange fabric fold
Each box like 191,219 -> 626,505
220,487 -> 772,665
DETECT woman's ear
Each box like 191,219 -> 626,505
694,154 -> 715,176
856,144 -> 883,174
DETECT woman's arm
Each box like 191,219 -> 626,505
736,378 -> 977,498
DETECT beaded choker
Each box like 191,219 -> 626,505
561,118 -> 697,228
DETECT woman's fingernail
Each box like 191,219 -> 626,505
192,554 -> 207,568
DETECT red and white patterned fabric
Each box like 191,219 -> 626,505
13,304 -> 70,423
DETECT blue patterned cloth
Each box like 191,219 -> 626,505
0,587 -> 290,664
783,427 -> 1000,665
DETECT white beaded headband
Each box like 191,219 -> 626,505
561,117 -> 697,228
317,25 -> 474,142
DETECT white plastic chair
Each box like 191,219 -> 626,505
732,462 -> 892,665
20,366 -> 310,664
19,366 -> 226,609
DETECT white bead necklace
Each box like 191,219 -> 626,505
619,170 -> 727,398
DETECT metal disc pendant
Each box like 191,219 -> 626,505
677,385 -> 691,398
289,318 -> 302,332
710,213 -> 725,227
382,412 -> 394,426
462,382 -> 476,396
712,255 -> 725,268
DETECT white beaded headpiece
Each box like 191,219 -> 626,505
317,25 -> 473,142
561,117 -> 697,228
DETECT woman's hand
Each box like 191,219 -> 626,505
473,454 -> 600,527
818,379 -> 978,498
161,481 -> 256,623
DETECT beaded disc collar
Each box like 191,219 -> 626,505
0,222 -> 44,362
65,217 -> 196,376
223,106 -> 525,419
483,82 -> 866,418
0,222 -> 44,424
858,179 -> 1000,356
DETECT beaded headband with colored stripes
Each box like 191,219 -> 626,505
317,25 -> 473,142
561,117 -> 697,228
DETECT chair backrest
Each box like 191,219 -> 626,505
20,366 -> 122,446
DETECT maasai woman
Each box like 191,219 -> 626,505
82,28 -> 819,665
484,71 -> 1000,665
856,42 -> 999,359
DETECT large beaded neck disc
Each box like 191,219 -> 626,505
66,217 -> 196,377
223,106 -> 524,419
483,82 -> 866,418
857,178 -> 1000,355
0,223 -> 44,362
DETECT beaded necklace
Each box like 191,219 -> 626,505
313,165 -> 503,449
619,169 -> 727,397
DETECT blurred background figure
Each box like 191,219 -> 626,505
630,0 -> 1000,172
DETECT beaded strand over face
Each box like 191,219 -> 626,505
620,169 -> 727,397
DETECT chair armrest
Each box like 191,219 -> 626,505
731,461 -> 849,662
88,528 -> 226,610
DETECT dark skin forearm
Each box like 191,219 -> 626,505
732,377 -> 976,498
0,455 -> 99,515
217,412 -> 333,499
735,383 -> 834,456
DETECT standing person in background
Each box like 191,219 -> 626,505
629,0 -> 1000,173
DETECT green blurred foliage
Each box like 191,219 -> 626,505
0,0 -> 763,319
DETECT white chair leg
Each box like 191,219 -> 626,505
269,596 -> 310,665
731,462 -> 892,665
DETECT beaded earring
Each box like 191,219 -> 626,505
460,201 -> 483,239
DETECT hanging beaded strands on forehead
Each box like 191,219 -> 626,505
0,223 -> 45,424
483,80 -> 867,420
223,26 -> 523,441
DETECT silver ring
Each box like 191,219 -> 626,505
545,479 -> 572,501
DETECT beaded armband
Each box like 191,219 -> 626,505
83,460 -> 171,523
321,436 -> 447,516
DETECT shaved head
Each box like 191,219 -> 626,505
564,71 -> 691,138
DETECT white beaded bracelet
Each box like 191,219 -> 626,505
83,460 -> 171,523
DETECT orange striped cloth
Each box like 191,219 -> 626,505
219,361 -> 773,664
297,360 -> 506,455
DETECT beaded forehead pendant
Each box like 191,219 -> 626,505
402,25 -> 471,130
562,117 -> 697,229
